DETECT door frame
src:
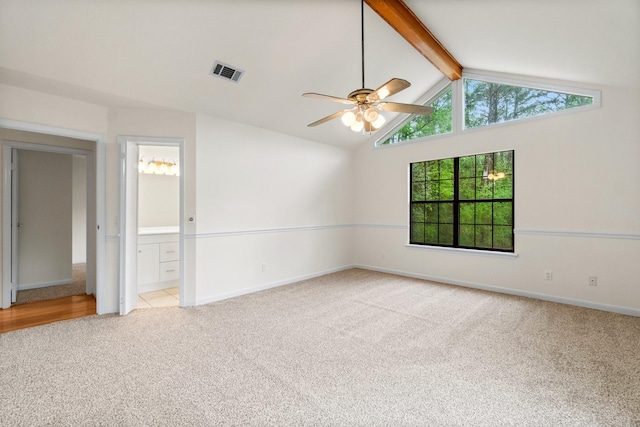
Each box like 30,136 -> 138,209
6,146 -> 92,303
0,119 -> 106,312
118,135 -> 184,315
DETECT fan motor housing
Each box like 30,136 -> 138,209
348,88 -> 374,103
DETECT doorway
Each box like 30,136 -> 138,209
10,149 -> 89,305
119,136 -> 184,315
1,122 -> 105,314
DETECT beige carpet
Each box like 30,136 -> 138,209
1,268 -> 639,426
14,263 -> 86,304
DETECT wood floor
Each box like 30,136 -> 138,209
0,294 -> 96,334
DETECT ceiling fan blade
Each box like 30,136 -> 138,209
307,110 -> 345,127
378,102 -> 435,115
367,78 -> 411,102
302,93 -> 355,105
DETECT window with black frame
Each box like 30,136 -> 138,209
410,150 -> 514,252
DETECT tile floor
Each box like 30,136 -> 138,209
137,287 -> 179,309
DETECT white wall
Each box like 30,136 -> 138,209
138,174 -> 179,228
138,145 -> 180,228
107,107 -> 197,309
194,114 -> 353,303
72,155 -> 87,264
353,84 -> 640,315
2,81 -> 637,316
17,150 -> 72,288
0,84 -> 108,134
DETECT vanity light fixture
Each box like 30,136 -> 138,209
138,157 -> 180,176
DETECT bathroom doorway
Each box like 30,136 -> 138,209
118,136 -> 184,315
136,145 -> 181,309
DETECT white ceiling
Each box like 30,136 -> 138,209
1,0 -> 638,149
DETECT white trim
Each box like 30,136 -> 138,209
405,244 -> 518,258
355,264 -> 640,317
0,119 -> 106,313
0,119 -> 104,143
190,224 -> 353,239
17,279 -> 73,291
354,223 -> 407,230
515,229 -> 640,240
195,265 -> 353,306
186,223 -> 640,242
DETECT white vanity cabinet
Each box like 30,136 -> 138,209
137,231 -> 180,293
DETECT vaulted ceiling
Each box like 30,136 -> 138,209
1,0 -> 638,149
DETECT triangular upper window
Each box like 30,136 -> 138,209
376,72 -> 599,147
379,84 -> 452,146
464,78 -> 593,129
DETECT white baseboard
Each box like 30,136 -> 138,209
18,278 -> 73,291
354,264 -> 640,318
195,265 -> 354,306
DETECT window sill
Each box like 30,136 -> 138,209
405,244 -> 518,258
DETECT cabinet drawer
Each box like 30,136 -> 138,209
160,261 -> 180,281
159,242 -> 180,262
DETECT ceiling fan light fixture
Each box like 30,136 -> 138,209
351,120 -> 364,132
372,114 -> 386,129
341,110 -> 356,126
364,107 -> 378,122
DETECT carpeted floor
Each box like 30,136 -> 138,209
14,263 -> 86,305
1,268 -> 639,426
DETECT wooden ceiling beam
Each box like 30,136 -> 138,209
365,0 -> 463,81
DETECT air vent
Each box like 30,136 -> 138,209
210,61 -> 244,83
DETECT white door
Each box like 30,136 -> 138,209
10,149 -> 19,303
119,141 -> 139,315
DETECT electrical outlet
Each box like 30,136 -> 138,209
381,252 -> 386,260
262,262 -> 268,273
545,271 -> 553,281
589,276 -> 597,286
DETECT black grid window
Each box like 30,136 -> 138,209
410,150 -> 514,252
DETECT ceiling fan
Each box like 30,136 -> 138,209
303,0 -> 434,133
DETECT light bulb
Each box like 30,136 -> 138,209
372,114 -> 386,129
341,111 -> 356,126
159,161 -> 169,174
497,172 -> 506,179
148,159 -> 158,173
364,107 -> 378,123
138,159 -> 145,173
350,120 -> 364,132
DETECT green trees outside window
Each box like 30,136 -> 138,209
411,150 -> 514,251
464,79 -> 592,128
378,75 -> 595,147
381,85 -> 452,145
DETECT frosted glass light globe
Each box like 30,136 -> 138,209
341,111 -> 356,126
364,107 -> 378,122
350,120 -> 364,132
372,114 -> 386,129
